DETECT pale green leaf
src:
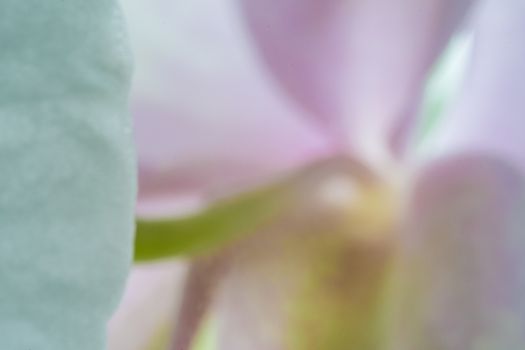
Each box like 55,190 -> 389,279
0,1 -> 135,348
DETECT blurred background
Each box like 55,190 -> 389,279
107,0 -> 477,349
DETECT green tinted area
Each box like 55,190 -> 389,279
416,34 -> 472,142
134,181 -> 292,261
145,316 -> 217,350
286,236 -> 395,350
134,35 -> 472,350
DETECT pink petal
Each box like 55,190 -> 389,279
239,0 -> 473,164
207,159 -> 399,350
420,0 -> 525,172
397,155 -> 525,348
121,0 -> 333,215
405,5 -> 525,343
215,232 -> 396,350
169,254 -> 229,350
108,262 -> 187,350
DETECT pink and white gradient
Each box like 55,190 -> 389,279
112,0 -> 525,348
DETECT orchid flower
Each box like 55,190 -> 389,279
0,1 -> 135,349
117,0 -> 525,349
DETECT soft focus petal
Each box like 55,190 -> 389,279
216,235 -> 395,350
208,160 -> 398,350
108,262 -> 187,350
420,0 -> 525,171
240,0 -> 473,165
415,34 -> 473,143
170,254 -> 228,350
120,0 -> 333,215
0,1 -> 134,349
399,1 -> 525,345
133,156 -> 381,261
395,155 -> 525,349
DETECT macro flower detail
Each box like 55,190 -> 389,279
116,0 -> 525,349
0,1 -> 135,349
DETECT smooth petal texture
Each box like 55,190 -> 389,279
169,254 -> 228,350
108,262 -> 187,350
208,160 -> 399,350
217,235 -> 396,350
402,2 -> 525,345
121,0 -> 333,215
216,233 -> 395,350
420,0 -> 525,172
415,34 -> 473,143
240,0 -> 473,165
394,155 -> 525,349
0,1 -> 134,349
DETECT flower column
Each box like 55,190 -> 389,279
0,1 -> 135,349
